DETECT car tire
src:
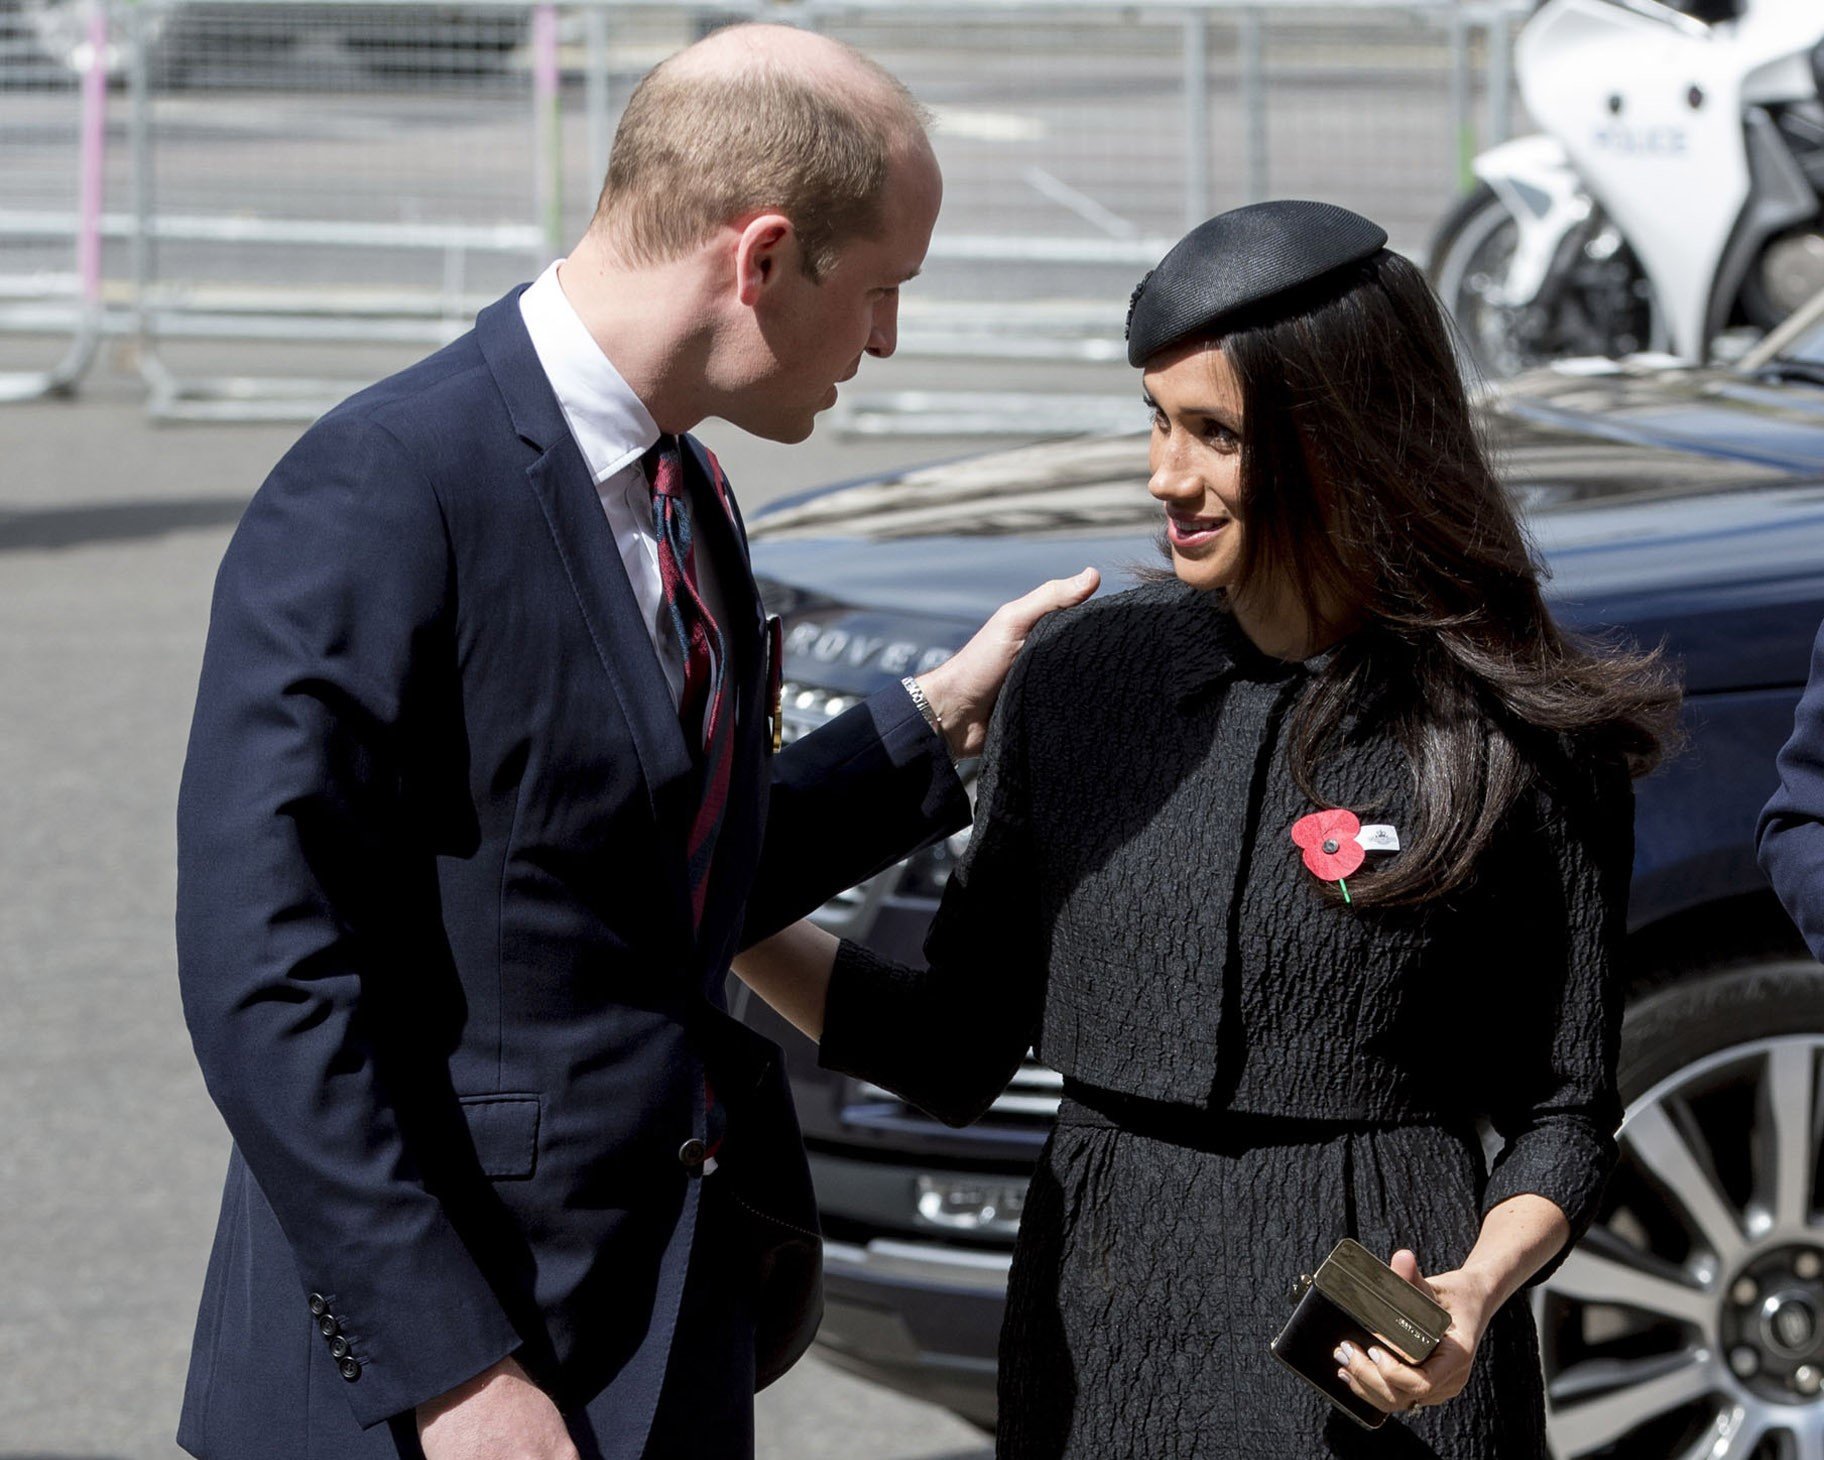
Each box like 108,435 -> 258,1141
1617,961 -> 1824,1100
1537,958 -> 1824,1460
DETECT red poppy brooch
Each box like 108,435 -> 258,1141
1290,810 -> 1400,905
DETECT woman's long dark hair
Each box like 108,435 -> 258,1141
1209,249 -> 1680,908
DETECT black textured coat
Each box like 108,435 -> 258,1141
821,580 -> 1634,1458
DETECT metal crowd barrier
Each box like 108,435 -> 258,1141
0,0 -> 108,401
0,0 -> 1526,425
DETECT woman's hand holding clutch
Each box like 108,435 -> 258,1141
1334,1193 -> 1571,1417
1332,1250 -> 1496,1416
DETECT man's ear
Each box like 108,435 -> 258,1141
733,213 -> 797,308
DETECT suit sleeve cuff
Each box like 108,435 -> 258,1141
309,1227 -> 523,1428
863,684 -> 969,833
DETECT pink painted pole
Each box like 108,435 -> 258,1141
533,4 -> 562,256
76,1 -> 109,307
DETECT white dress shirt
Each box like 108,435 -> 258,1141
518,259 -> 730,717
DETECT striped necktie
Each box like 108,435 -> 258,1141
643,434 -> 734,932
645,434 -> 734,1174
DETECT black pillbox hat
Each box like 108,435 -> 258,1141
1125,200 -> 1389,367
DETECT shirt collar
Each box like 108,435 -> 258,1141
518,259 -> 660,483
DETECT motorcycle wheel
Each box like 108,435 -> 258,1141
1429,184 -> 1664,381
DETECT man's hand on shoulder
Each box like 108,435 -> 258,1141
917,568 -> 1099,760
417,1355 -> 580,1460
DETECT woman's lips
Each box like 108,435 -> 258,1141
1166,513 -> 1230,550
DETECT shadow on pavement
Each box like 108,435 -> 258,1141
0,496 -> 248,552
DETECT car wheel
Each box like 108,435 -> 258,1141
1537,961 -> 1824,1459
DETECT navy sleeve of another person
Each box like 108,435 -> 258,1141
1759,617 -> 1824,961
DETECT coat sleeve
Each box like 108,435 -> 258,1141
1481,753 -> 1635,1284
1758,617 -> 1824,960
816,628 -> 1049,1127
740,684 -> 971,947
176,414 -> 520,1428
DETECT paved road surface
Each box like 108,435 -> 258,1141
0,342 -> 1053,1460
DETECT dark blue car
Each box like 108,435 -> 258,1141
738,313 -> 1824,1459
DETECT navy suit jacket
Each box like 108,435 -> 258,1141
1761,617 -> 1824,958
174,289 -> 967,1457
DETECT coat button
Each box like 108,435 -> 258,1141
318,1315 -> 339,1339
678,1138 -> 708,1169
339,1357 -> 362,1382
308,1293 -> 329,1317
330,1335 -> 351,1360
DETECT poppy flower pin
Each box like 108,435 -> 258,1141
1290,809 -> 1367,904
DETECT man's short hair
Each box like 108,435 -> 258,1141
593,32 -> 930,281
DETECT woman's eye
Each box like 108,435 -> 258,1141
1147,408 -> 1167,432
1205,422 -> 1239,448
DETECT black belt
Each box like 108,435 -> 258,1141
1056,1079 -> 1472,1156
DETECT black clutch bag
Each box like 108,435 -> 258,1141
1269,1238 -> 1452,1430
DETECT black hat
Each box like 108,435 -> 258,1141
1125,200 -> 1389,367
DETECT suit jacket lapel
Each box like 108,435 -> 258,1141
477,291 -> 697,945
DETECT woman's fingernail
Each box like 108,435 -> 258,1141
1334,1343 -> 1353,1365
1368,1347 -> 1388,1366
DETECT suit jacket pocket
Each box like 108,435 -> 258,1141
458,1093 -> 543,1180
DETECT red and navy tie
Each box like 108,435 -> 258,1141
644,433 -> 736,930
645,434 -> 735,1169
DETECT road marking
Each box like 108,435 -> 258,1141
1021,166 -> 1138,240
928,104 -> 1046,143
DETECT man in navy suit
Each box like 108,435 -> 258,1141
175,24 -> 1096,1460
1762,622 -> 1824,957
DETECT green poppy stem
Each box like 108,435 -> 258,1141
1338,878 -> 1352,905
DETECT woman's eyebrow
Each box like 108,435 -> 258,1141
1147,396 -> 1241,430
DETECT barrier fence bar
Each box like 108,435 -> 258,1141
0,0 -> 1529,426
0,0 -> 105,401
1183,8 -> 1210,231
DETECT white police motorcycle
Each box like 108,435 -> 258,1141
1430,0 -> 1824,378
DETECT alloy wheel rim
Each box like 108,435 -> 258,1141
1539,1035 -> 1824,1459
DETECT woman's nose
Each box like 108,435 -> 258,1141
1148,458 -> 1204,505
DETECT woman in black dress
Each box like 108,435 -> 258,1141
733,201 -> 1680,1457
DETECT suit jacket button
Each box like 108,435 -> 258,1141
678,1138 -> 708,1169
318,1315 -> 340,1339
330,1335 -> 351,1360
308,1293 -> 329,1317
339,1358 -> 362,1382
